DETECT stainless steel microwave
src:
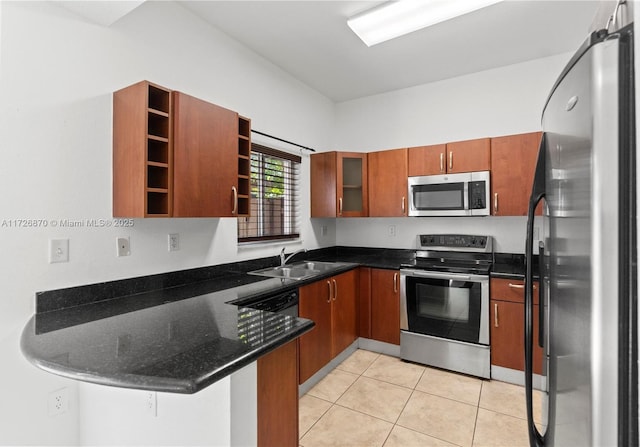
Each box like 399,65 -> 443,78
407,171 -> 491,217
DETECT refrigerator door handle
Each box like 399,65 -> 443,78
538,241 -> 545,349
525,133 -> 547,447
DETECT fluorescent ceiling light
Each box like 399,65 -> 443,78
348,0 -> 504,47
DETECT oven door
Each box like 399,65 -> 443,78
400,269 -> 489,345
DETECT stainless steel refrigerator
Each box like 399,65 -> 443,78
525,2 -> 637,446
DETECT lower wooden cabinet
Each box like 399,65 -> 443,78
357,267 -> 372,338
370,269 -> 400,345
490,278 -> 543,374
298,269 -> 358,383
257,340 -> 298,447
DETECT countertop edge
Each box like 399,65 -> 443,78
21,316 -> 315,394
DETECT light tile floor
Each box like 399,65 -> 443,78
299,349 -> 545,447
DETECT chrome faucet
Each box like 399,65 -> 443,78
280,247 -> 307,266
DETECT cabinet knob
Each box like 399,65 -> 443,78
401,197 -> 405,214
327,281 -> 332,303
393,272 -> 398,293
494,303 -> 499,327
440,153 -> 445,173
493,192 -> 498,214
449,151 -> 453,171
339,197 -> 343,216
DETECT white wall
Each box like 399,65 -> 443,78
0,1 -> 335,445
332,53 -> 572,253
78,363 -> 256,446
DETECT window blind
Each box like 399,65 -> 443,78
238,144 -> 301,243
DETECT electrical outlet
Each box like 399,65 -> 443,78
145,391 -> 157,417
48,387 -> 69,417
49,239 -> 69,263
168,233 -> 180,252
387,225 -> 397,237
533,226 -> 540,241
116,237 -> 130,257
321,225 -> 328,237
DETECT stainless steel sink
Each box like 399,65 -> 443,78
248,261 -> 350,280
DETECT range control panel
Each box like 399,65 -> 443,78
418,234 -> 492,251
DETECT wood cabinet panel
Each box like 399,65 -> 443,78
257,340 -> 298,447
311,152 -> 368,217
490,299 -> 543,374
408,144 -> 447,176
310,152 -> 338,217
368,149 -> 408,217
298,270 -> 358,383
490,278 -> 539,305
298,279 -> 333,384
490,132 -> 542,216
331,270 -> 358,356
445,138 -> 491,173
172,91 -> 238,217
490,277 -> 543,375
358,267 -> 372,339
113,81 -> 173,217
371,269 -> 400,345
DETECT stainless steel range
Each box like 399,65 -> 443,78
400,234 -> 492,378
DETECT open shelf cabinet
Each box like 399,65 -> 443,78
237,116 -> 251,217
113,81 -> 173,217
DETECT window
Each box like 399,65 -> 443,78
238,144 -> 301,243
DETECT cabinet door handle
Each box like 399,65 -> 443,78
440,153 -> 444,173
339,197 -> 343,216
508,283 -> 537,290
333,279 -> 337,301
327,281 -> 332,303
401,196 -> 405,214
231,186 -> 238,215
393,272 -> 398,293
494,303 -> 499,327
449,151 -> 453,171
493,192 -> 498,214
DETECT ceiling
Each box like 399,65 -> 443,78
179,1 -> 603,102
54,0 -> 604,102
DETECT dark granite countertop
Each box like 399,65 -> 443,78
21,253 -> 363,394
491,253 -> 539,280
21,246 -> 529,394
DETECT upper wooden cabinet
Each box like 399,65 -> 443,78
113,81 -> 249,218
446,138 -> 491,173
408,144 -> 446,176
311,152 -> 368,217
368,148 -> 408,217
408,138 -> 490,176
113,81 -> 173,217
490,132 -> 542,216
172,91 -> 239,217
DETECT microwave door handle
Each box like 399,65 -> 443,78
463,182 -> 469,212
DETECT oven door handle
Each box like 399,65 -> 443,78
401,269 -> 476,281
